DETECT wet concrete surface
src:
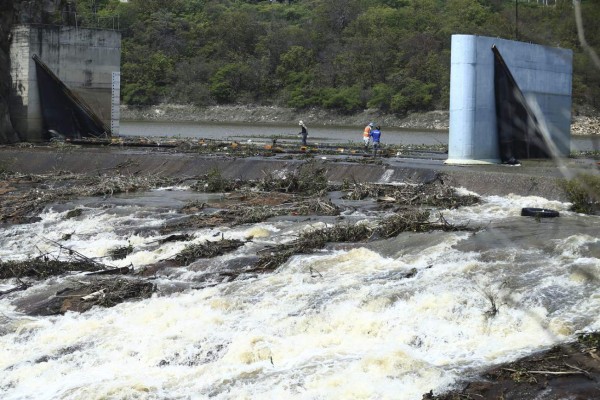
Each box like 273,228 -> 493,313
1,146 -> 598,200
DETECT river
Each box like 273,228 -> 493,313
1,174 -> 599,398
119,120 -> 599,152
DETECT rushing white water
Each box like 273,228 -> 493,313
1,187 -> 599,400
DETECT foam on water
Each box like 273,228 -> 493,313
0,191 -> 599,399
442,193 -> 573,224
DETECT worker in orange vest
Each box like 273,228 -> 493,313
363,122 -> 374,150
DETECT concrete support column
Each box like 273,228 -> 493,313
8,24 -> 121,142
446,35 -> 572,164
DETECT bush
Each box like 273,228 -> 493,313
209,63 -> 252,104
122,82 -> 162,105
390,78 -> 436,115
367,83 -> 394,111
561,174 -> 600,215
320,86 -> 364,114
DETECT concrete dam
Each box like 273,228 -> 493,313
0,0 -> 120,144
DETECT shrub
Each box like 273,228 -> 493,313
561,173 -> 600,215
320,85 -> 364,114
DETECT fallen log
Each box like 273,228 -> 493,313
81,288 -> 107,301
0,283 -> 29,297
86,266 -> 132,276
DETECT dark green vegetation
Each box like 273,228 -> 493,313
561,173 -> 600,215
73,0 -> 600,114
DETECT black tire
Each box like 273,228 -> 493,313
521,207 -> 559,218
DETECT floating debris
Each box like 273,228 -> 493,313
0,171 -> 181,223
174,238 -> 246,266
157,234 -> 194,244
191,168 -> 243,193
30,277 -> 157,316
342,177 -> 480,209
64,208 -> 83,219
0,259 -> 104,280
108,244 -> 134,260
256,160 -> 329,195
252,209 -> 474,273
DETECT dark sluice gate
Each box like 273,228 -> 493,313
34,54 -> 110,140
492,45 -> 550,163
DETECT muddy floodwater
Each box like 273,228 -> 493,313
120,120 -> 599,152
1,164 -> 599,399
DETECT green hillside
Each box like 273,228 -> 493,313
76,0 -> 599,115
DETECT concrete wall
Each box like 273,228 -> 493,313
447,35 -> 572,164
9,24 -> 121,142
0,0 -> 18,144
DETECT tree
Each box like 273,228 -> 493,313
210,63 -> 253,104
83,0 -> 600,113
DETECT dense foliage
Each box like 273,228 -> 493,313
75,0 -> 599,115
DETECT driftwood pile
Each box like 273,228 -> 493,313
190,167 -> 243,193
163,194 -> 340,234
0,259 -> 103,281
51,277 -> 155,315
255,160 -> 329,195
47,135 -> 449,163
23,274 -> 155,316
0,171 -> 181,223
251,210 -> 474,273
0,161 -> 483,316
2,262 -> 155,316
191,160 -> 329,195
165,172 -> 477,235
174,237 -> 245,265
342,178 -> 480,209
0,240 -> 155,315
162,163 -> 339,233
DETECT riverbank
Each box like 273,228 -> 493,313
121,104 -> 451,130
427,333 -> 600,400
121,104 -> 600,136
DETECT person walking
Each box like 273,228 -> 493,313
363,122 -> 374,151
298,120 -> 308,146
370,125 -> 382,156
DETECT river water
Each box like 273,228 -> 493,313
119,121 -> 599,151
1,177 -> 599,398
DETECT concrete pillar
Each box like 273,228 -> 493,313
9,24 -> 121,142
446,35 -> 572,164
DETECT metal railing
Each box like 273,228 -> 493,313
60,11 -> 120,31
14,2 -> 120,31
